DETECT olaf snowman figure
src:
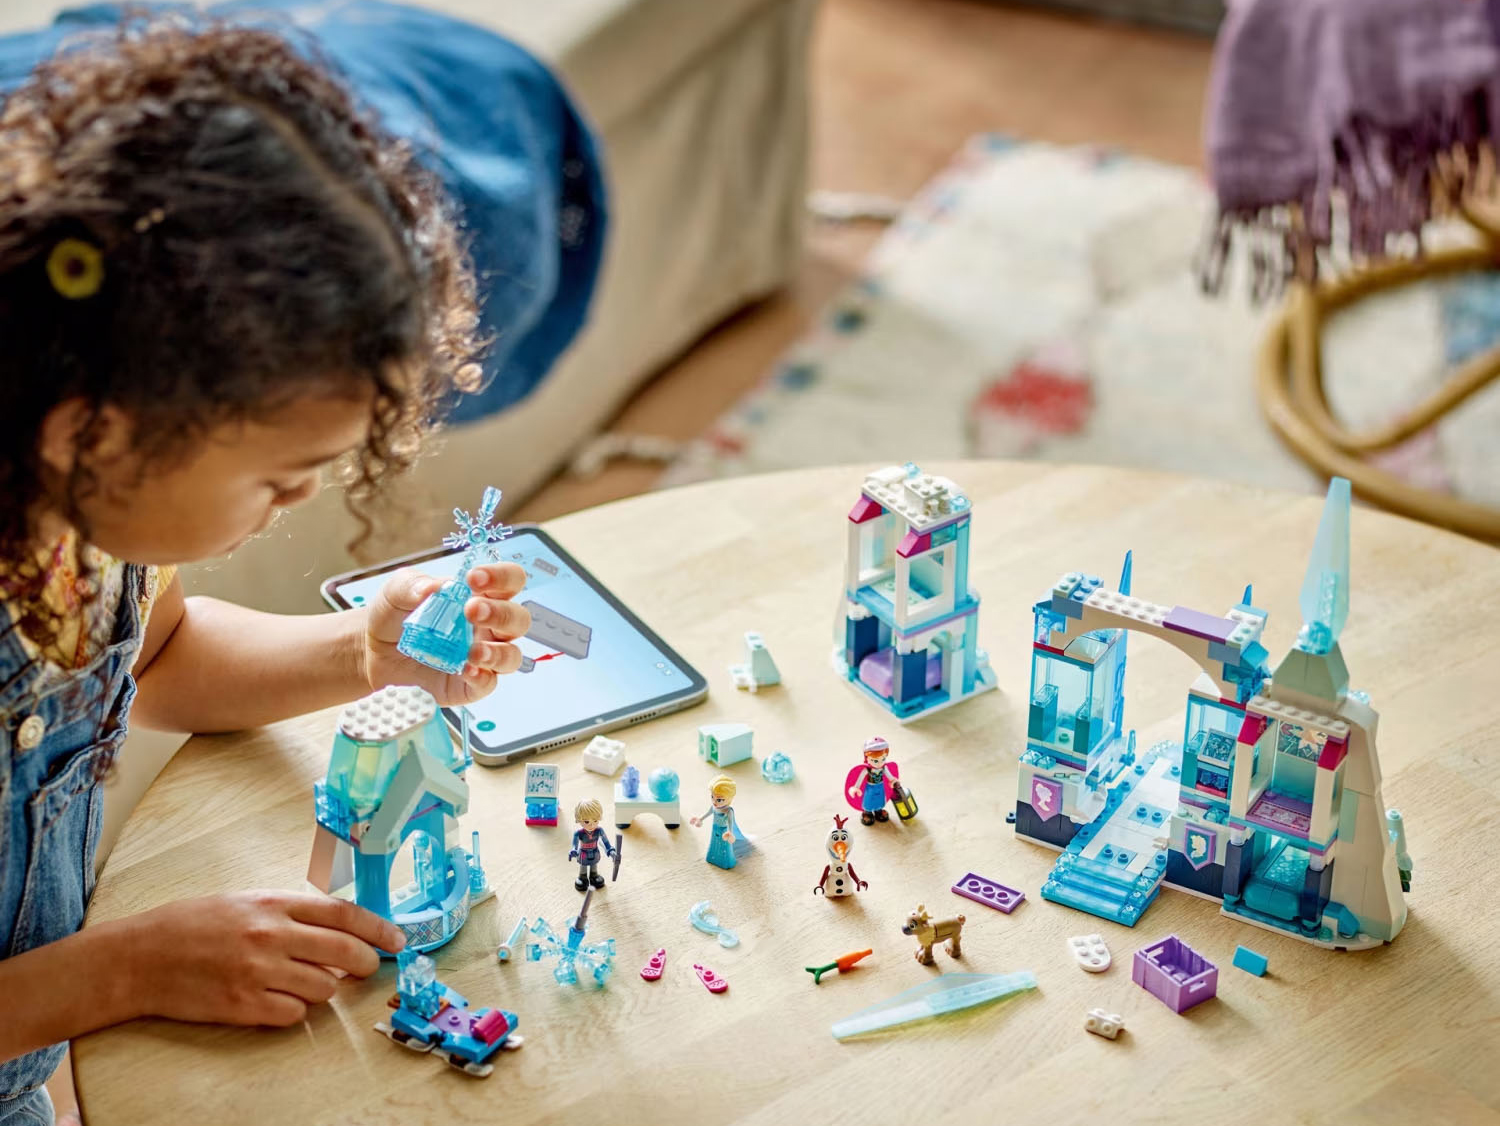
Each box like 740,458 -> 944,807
814,815 -> 868,897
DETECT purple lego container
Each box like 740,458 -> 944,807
1132,935 -> 1218,1013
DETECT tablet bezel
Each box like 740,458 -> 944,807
319,524 -> 708,766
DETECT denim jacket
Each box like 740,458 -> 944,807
0,565 -> 144,1106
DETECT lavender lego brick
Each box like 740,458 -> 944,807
952,872 -> 1026,913
1132,935 -> 1218,1013
857,648 -> 942,697
1163,606 -> 1238,645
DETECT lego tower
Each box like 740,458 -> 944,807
307,686 -> 491,953
834,463 -> 996,721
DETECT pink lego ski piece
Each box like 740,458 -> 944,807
951,872 -> 1025,913
640,948 -> 667,981
693,963 -> 728,993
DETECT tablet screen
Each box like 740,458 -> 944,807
324,528 -> 705,762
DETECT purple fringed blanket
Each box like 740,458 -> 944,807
1201,0 -> 1500,300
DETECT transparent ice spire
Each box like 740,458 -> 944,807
1297,478 -> 1350,655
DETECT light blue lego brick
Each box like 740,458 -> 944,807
1232,945 -> 1268,976
1051,595 -> 1085,620
1207,641 -> 1240,664
1071,575 -> 1102,602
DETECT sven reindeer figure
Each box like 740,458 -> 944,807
901,903 -> 965,965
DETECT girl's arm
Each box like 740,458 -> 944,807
130,564 -> 529,733
0,920 -> 139,1061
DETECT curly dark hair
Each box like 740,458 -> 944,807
0,13 -> 482,651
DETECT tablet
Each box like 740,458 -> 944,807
321,525 -> 708,765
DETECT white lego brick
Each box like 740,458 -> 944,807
582,735 -> 627,776
860,466 -> 968,532
338,685 -> 436,742
730,631 -> 781,693
1084,589 -> 1169,627
1085,1008 -> 1124,1039
1067,933 -> 1112,973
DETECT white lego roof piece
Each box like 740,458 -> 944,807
860,465 -> 971,533
339,685 -> 437,743
1082,588 -> 1170,628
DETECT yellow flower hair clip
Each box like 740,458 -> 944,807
46,237 -> 104,300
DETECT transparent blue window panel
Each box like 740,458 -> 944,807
1030,650 -> 1090,752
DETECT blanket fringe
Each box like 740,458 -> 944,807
1199,87 -> 1497,303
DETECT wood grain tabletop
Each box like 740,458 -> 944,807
74,462 -> 1500,1126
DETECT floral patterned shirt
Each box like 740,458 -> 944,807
0,530 -> 174,676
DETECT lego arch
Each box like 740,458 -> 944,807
1035,571 -> 1271,708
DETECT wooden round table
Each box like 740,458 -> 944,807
75,462 -> 1500,1125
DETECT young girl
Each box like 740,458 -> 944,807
0,19 -> 533,1124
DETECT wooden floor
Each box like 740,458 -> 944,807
515,0 -> 1214,522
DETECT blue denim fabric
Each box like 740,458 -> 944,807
0,1086 -> 54,1126
0,567 -> 144,1101
0,0 -> 608,424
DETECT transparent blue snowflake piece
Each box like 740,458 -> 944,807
398,485 -> 513,674
523,907 -> 616,989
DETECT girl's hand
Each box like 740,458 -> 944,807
127,891 -> 405,1027
363,563 -> 531,706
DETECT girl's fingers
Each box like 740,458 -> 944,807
466,563 -> 528,599
368,570 -> 441,645
286,895 -> 405,954
456,667 -> 497,703
251,992 -> 310,1028
466,639 -> 522,674
285,922 -> 383,979
465,596 -> 530,639
267,961 -> 341,1006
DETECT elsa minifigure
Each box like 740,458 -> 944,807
690,774 -> 747,870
